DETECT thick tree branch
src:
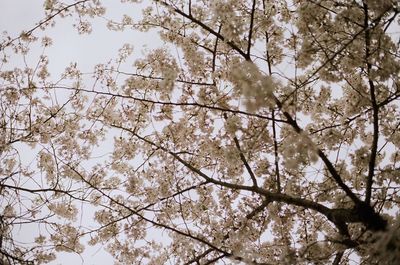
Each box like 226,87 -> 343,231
247,0 -> 257,57
232,136 -> 258,187
332,251 -> 344,265
113,125 -> 358,226
363,1 -> 380,205
271,110 -> 281,193
184,248 -> 214,265
273,96 -> 361,205
211,24 -> 222,74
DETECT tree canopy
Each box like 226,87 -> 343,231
1,0 -> 400,264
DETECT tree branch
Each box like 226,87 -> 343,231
58,86 -> 286,122
247,0 -> 257,57
184,248 -> 214,265
232,136 -> 258,187
273,96 -> 362,205
112,124 -> 336,221
0,0 -> 90,51
332,251 -> 344,265
363,1 -> 380,205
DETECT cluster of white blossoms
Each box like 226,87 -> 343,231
211,0 -> 246,42
180,35 -> 206,76
50,225 -> 84,253
38,151 -> 55,179
133,48 -> 178,99
230,60 -> 276,111
48,202 -> 78,221
224,114 -> 242,135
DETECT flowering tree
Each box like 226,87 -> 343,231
1,0 -> 399,264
